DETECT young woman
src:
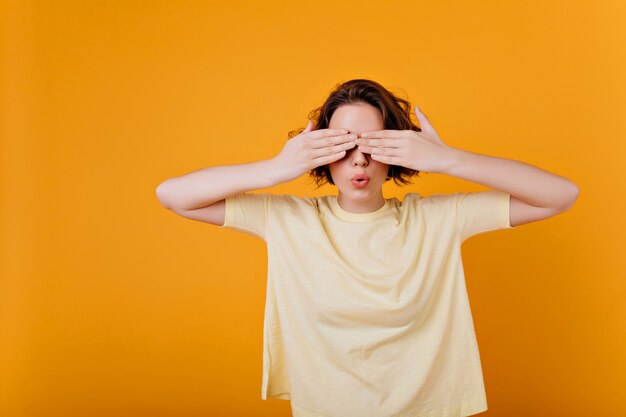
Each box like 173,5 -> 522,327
156,79 -> 579,417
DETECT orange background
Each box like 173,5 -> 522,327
2,1 -> 624,416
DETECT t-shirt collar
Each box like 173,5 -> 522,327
328,196 -> 392,222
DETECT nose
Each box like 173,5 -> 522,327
351,146 -> 368,166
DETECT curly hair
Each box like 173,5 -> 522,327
288,79 -> 423,189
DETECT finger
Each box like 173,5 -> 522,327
359,130 -> 402,139
312,139 -> 356,157
414,105 -> 436,135
308,128 -> 349,140
370,153 -> 400,164
312,149 -> 348,165
358,145 -> 403,157
310,133 -> 357,149
356,138 -> 402,148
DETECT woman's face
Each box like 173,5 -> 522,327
327,103 -> 389,200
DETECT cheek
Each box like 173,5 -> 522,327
327,163 -> 342,178
372,161 -> 390,174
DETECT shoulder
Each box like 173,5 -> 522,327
267,193 -> 318,212
224,192 -> 316,214
402,191 -> 459,208
398,192 -> 466,223
401,192 -> 423,203
411,190 -> 506,212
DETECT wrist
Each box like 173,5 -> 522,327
437,146 -> 464,175
264,157 -> 301,187
261,158 -> 283,188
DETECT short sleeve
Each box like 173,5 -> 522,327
455,189 -> 513,242
220,192 -> 269,240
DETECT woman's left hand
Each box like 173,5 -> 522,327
356,105 -> 456,174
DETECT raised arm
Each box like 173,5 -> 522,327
156,159 -> 277,211
441,148 -> 579,227
356,105 -> 580,228
155,122 -> 358,225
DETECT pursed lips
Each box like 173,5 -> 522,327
351,174 -> 370,181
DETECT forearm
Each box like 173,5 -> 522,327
442,147 -> 579,209
156,158 -> 279,210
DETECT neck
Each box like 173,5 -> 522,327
336,192 -> 386,214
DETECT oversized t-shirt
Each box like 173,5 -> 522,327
220,190 -> 514,417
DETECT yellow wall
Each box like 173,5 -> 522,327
2,1 -> 624,416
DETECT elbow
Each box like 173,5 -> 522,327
155,181 -> 174,209
559,182 -> 580,211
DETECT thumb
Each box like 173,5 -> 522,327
303,120 -> 313,132
414,105 -> 434,135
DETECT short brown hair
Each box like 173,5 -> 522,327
288,79 -> 423,189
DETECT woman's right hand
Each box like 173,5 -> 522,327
269,120 -> 357,184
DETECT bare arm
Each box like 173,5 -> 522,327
155,123 -> 357,225
155,159 -> 278,210
443,148 -> 579,210
442,148 -> 579,227
357,105 -> 579,228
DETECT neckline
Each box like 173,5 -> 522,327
328,196 -> 392,222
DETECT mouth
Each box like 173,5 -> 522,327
351,174 -> 370,188
351,174 -> 370,181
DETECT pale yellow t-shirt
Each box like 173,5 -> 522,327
220,190 -> 514,417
